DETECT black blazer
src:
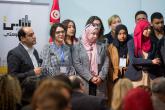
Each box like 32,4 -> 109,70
7,43 -> 40,83
71,91 -> 108,110
125,39 -> 163,81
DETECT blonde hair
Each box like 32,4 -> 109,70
0,74 -> 22,110
108,15 -> 121,25
111,78 -> 133,110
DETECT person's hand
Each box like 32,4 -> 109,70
95,77 -> 102,86
152,58 -> 160,65
34,67 -> 42,76
122,67 -> 127,71
90,76 -> 97,84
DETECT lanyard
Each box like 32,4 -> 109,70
51,43 -> 65,64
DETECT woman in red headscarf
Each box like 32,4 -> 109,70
125,19 -> 162,88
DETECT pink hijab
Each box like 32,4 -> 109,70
81,24 -> 99,76
134,20 -> 151,57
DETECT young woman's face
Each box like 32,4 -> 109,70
67,22 -> 76,37
55,27 -> 65,43
87,29 -> 99,43
117,29 -> 127,42
110,17 -> 121,31
92,20 -> 101,31
143,28 -> 151,38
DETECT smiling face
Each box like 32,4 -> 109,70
54,26 -> 65,44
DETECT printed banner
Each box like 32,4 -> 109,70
0,1 -> 50,74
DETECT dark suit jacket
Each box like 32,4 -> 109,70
125,39 -> 163,81
7,43 -> 40,83
71,91 -> 108,110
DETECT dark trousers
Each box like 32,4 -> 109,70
89,81 -> 97,96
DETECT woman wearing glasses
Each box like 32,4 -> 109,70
41,23 -> 75,77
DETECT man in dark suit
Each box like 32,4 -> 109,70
69,75 -> 108,110
7,27 -> 42,83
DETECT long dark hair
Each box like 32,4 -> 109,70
85,16 -> 104,37
62,19 -> 78,45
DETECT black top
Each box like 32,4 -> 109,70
104,31 -> 114,44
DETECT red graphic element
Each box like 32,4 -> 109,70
49,0 -> 60,42
50,0 -> 60,23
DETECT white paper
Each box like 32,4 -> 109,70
119,58 -> 126,67
60,66 -> 67,73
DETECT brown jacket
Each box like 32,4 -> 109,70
108,44 -> 129,81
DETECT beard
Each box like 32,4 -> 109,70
154,27 -> 164,33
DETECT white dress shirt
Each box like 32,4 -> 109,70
21,43 -> 38,68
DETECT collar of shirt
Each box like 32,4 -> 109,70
20,43 -> 34,54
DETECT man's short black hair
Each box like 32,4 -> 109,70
151,12 -> 163,22
18,27 -> 26,41
135,10 -> 148,20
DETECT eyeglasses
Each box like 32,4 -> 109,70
55,31 -> 65,35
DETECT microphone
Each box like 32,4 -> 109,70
36,59 -> 43,79
38,59 -> 43,67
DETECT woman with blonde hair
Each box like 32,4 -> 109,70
0,74 -> 22,110
104,15 -> 122,44
111,78 -> 133,110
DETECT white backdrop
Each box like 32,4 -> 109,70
31,0 -> 165,37
0,0 -> 31,2
0,1 -> 49,73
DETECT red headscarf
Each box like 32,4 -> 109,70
134,20 -> 151,57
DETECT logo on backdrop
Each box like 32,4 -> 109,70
2,15 -> 31,37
